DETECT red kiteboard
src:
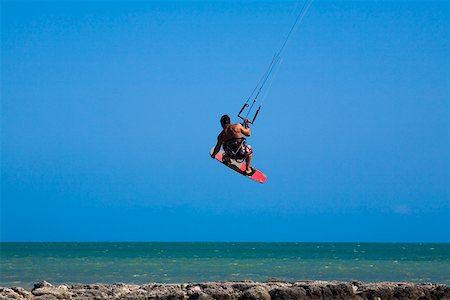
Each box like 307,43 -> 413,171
210,148 -> 267,184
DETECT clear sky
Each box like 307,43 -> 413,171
2,0 -> 449,242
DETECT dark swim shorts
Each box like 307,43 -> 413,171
223,138 -> 252,160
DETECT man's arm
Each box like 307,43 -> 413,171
241,119 -> 251,136
210,134 -> 223,158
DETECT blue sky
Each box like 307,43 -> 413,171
1,0 -> 449,242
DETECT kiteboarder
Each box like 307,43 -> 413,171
210,114 -> 255,176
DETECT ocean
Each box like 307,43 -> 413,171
1,243 -> 449,289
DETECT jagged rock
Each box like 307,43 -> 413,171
65,284 -> 110,299
0,288 -> 22,299
32,284 -> 72,299
265,278 -> 288,283
325,282 -> 354,299
203,282 -> 240,300
432,284 -> 450,299
0,287 -> 32,299
240,286 -> 271,300
33,281 -> 53,290
188,291 -> 214,300
231,282 -> 259,292
186,284 -> 214,300
269,286 -> 307,300
150,284 -> 186,300
11,287 -> 31,299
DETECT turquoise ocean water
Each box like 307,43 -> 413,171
1,243 -> 449,289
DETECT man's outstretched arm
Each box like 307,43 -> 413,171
210,136 -> 222,158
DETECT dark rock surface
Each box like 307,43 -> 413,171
0,280 -> 449,299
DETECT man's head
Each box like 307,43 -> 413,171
220,114 -> 230,128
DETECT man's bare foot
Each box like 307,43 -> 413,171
244,167 -> 256,176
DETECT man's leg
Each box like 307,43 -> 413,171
244,145 -> 254,174
222,153 -> 231,166
245,153 -> 252,173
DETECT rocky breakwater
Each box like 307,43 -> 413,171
1,280 -> 449,300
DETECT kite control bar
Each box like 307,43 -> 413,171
237,103 -> 261,125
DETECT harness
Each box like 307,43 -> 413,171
223,138 -> 248,161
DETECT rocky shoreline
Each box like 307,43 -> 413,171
1,280 -> 449,300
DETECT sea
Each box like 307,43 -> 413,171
1,243 -> 449,289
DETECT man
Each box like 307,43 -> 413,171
210,114 -> 255,175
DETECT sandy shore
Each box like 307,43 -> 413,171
1,279 -> 449,299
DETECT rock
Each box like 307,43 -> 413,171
265,278 -> 288,283
121,288 -> 153,300
0,287 -> 23,299
203,282 -> 240,300
188,285 -> 202,293
231,282 -> 258,292
185,284 -> 213,300
269,286 -> 307,300
32,284 -> 72,299
33,281 -> 54,290
0,287 -> 33,299
150,284 -> 186,300
240,286 -> 271,300
76,284 -> 112,299
393,283 -> 425,299
430,284 -> 450,300
110,283 -> 137,298
326,282 -> 354,299
188,291 -> 214,300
